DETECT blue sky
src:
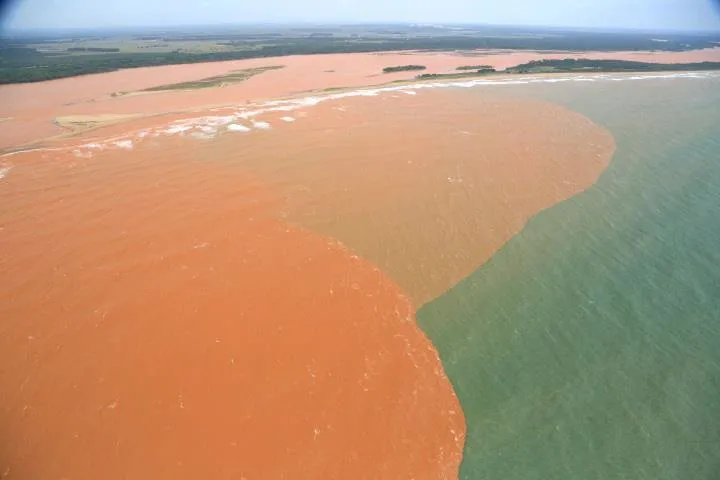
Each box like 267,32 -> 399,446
4,0 -> 720,31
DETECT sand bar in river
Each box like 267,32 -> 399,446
1,47 -> 718,149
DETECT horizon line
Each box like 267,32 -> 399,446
2,21 -> 719,36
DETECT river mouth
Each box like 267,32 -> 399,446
18,71 -> 720,479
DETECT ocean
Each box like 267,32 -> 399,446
418,75 -> 720,479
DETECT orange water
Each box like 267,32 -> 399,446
1,87 -> 614,478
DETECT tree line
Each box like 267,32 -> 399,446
2,32 -> 719,84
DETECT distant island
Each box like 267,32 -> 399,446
456,65 -> 494,71
408,59 -> 720,82
383,65 -> 427,74
140,65 -> 283,92
505,58 -> 720,74
417,68 -> 496,80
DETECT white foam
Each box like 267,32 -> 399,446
0,166 -> 11,180
227,123 -> 251,133
3,70 -> 717,163
200,115 -> 236,126
164,125 -> 193,135
190,131 -> 216,140
113,140 -> 133,150
291,97 -> 322,107
72,149 -> 93,159
280,116 -> 296,122
236,111 -> 258,120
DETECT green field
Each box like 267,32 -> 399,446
30,38 -> 257,55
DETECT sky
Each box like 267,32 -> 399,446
3,0 -> 720,32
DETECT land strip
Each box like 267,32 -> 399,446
137,65 -> 284,93
1,48 -> 719,150
2,24 -> 719,83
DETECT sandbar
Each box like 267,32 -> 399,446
0,47 -> 718,149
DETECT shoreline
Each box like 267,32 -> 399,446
1,47 -> 719,150
3,45 -> 720,86
1,68 -> 718,158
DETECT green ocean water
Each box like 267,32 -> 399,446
417,76 -> 720,479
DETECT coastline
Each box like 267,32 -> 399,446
1,47 -> 719,150
1,68 -> 718,157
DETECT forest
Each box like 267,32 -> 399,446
2,24 -> 719,84
506,58 -> 720,73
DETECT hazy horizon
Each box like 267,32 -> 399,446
3,0 -> 720,33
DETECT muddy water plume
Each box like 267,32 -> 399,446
1,85 -> 617,478
197,89 -> 616,305
0,138 -> 464,478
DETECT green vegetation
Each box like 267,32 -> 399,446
139,65 -> 283,92
1,25 -> 718,84
506,58 -> 720,73
67,47 -> 121,52
412,59 -> 720,82
456,64 -> 493,70
416,69 -> 496,80
383,65 -> 427,73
